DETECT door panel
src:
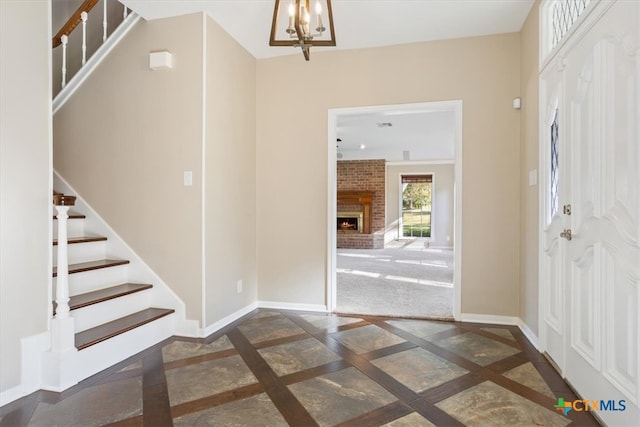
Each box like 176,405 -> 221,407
570,245 -> 599,369
541,58 -> 567,372
541,1 -> 639,424
603,248 -> 638,402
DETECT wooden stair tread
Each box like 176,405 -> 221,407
52,259 -> 129,277
53,212 -> 85,219
75,308 -> 175,350
53,283 -> 153,313
53,235 -> 107,245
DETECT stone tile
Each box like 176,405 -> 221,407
162,336 -> 234,363
165,354 -> 257,406
300,314 -> 363,330
258,337 -> 342,376
371,347 -> 468,392
173,393 -> 287,427
503,362 -> 556,399
250,310 -> 283,320
381,412 -> 436,427
288,367 -> 397,427
28,377 -> 142,426
481,327 -> 517,342
238,316 -> 305,344
331,324 -> 405,354
436,381 -> 570,427
435,332 -> 520,366
386,319 -> 456,338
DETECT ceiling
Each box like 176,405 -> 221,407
121,0 -> 533,161
337,108 -> 456,161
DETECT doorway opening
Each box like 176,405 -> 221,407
326,100 -> 463,320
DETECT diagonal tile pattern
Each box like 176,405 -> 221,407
330,323 -> 406,354
435,331 -> 521,366
436,381 -> 571,426
0,309 -> 599,426
371,347 -> 468,392
165,354 -> 258,406
288,367 -> 397,426
258,337 -> 342,376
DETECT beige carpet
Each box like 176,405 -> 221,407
336,239 -> 454,320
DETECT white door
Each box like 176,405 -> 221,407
541,1 -> 639,425
540,59 -> 568,374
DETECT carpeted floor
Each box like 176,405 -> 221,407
336,239 -> 454,320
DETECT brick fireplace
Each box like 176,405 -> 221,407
337,159 -> 385,249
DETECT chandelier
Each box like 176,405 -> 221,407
269,0 -> 336,61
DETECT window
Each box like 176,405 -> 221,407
550,109 -> 560,217
401,174 -> 432,238
543,0 -> 592,60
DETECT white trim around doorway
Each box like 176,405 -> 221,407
327,100 -> 463,320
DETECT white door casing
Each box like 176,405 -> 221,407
540,1 -> 640,425
541,57 -> 567,373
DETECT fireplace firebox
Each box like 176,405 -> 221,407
337,211 -> 363,233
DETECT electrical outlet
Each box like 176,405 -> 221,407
446,235 -> 451,242
237,279 -> 243,294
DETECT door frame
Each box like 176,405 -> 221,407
326,100 -> 463,319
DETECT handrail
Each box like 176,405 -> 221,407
52,0 -> 100,48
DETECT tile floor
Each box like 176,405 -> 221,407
0,309 -> 600,426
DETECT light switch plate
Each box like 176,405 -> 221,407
183,171 -> 192,186
529,169 -> 537,186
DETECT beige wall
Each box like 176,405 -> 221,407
204,16 -> 258,324
0,0 -> 51,393
256,34 -> 522,315
519,2 -> 540,333
53,14 -> 204,322
386,164 -> 454,248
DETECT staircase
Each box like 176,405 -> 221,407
42,181 -> 194,390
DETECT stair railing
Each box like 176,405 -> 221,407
52,0 -> 129,89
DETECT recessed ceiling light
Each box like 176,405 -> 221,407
360,144 -> 366,150
377,122 -> 392,127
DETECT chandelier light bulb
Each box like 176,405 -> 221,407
286,1 -> 295,34
315,0 -> 325,33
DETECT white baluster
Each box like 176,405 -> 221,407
81,11 -> 88,65
103,0 -> 107,42
61,34 -> 68,88
123,4 -> 128,19
54,204 -> 71,319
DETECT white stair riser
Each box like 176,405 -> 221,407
54,264 -> 129,296
72,290 -> 153,332
53,241 -> 106,265
53,218 -> 84,239
73,314 -> 174,383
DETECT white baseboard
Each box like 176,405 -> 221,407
460,313 -> 540,350
0,384 -> 32,407
459,313 -> 520,325
257,301 -> 328,313
190,301 -> 328,339
516,319 -> 540,350
199,302 -> 258,338
0,331 -> 52,406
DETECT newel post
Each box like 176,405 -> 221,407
43,194 -> 79,390
52,194 -> 76,351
